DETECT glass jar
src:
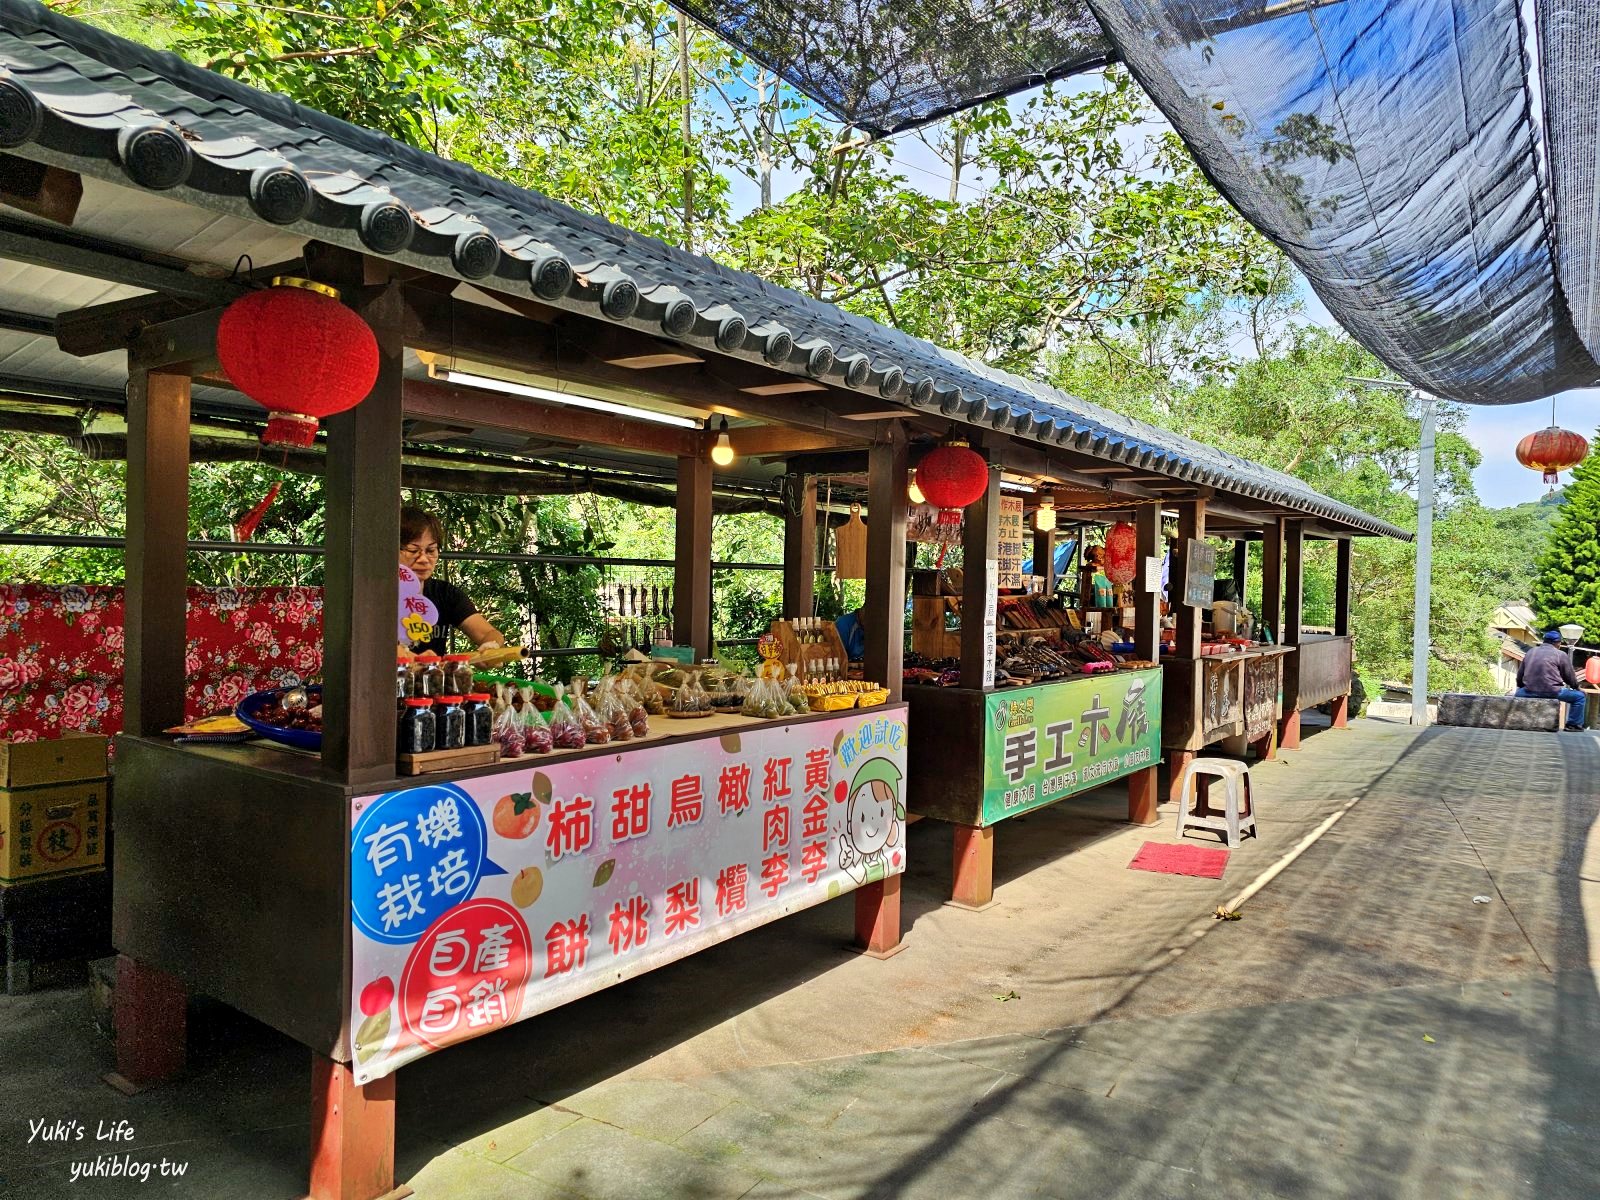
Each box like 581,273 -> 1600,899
398,698 -> 436,755
464,693 -> 493,747
417,654 -> 446,698
445,653 -> 475,696
396,656 -> 410,702
436,695 -> 467,750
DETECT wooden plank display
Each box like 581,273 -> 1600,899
1243,654 -> 1279,741
1182,539 -> 1217,610
1200,656 -> 1242,740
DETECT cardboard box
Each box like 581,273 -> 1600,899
0,733 -> 109,788
0,778 -> 107,883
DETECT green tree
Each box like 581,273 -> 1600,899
1532,436 -> 1600,634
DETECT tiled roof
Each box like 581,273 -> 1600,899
0,0 -> 1407,538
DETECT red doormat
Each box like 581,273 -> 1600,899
1128,842 -> 1230,878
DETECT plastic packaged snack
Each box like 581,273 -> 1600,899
596,675 -> 634,742
493,704 -> 525,758
546,684 -> 586,750
619,673 -> 651,737
668,670 -> 713,718
571,678 -> 610,744
520,701 -> 553,754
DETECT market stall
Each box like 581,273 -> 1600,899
0,7 -> 1403,1197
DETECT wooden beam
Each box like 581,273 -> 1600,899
784,475 -> 818,617
741,381 -> 828,396
1173,499 -> 1206,659
403,377 -> 703,458
321,277 -> 404,786
1134,501 -> 1162,662
1335,537 -> 1353,637
123,364 -> 190,737
730,426 -> 859,456
960,460 -> 1001,689
1232,538 -> 1248,601
1283,519 -> 1305,646
1260,518 -> 1284,642
399,290 -> 872,439
1032,526 -> 1055,595
675,454 -> 714,656
864,426 -> 909,698
0,213 -> 243,305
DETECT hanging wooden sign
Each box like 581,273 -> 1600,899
834,504 -> 867,579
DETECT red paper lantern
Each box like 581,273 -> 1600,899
1515,425 -> 1588,485
915,438 -> 989,524
217,277 -> 380,448
1104,522 -> 1138,585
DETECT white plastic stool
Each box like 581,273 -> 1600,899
1175,758 -> 1256,848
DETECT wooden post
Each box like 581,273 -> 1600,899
949,824 -> 995,908
1232,538 -> 1248,602
1334,537 -> 1353,636
863,425 -> 909,699
1330,695 -> 1350,728
1127,766 -> 1159,826
322,281 -> 404,785
1260,519 -> 1284,642
1032,525 -> 1055,596
123,364 -> 190,737
1133,501 -> 1161,662
674,453 -> 714,657
852,873 -> 904,958
959,461 -> 1001,689
108,954 -> 186,1091
1283,521 -> 1305,647
1279,520 -> 1304,750
1173,500 -> 1206,659
1167,748 -> 1196,807
783,474 -> 817,617
309,1055 -> 398,1200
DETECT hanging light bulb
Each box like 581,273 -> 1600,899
710,416 -> 735,467
907,469 -> 926,505
1034,494 -> 1056,532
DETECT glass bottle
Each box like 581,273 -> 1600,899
416,653 -> 446,698
445,653 -> 474,696
435,695 -> 467,750
464,693 -> 493,747
399,698 -> 436,755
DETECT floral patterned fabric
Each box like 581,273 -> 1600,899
0,584 -> 323,742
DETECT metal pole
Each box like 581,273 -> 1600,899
1411,393 -> 1436,726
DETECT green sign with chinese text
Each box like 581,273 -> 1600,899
981,669 -> 1163,825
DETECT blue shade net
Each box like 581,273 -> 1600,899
673,0 -> 1600,405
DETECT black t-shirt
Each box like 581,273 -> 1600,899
412,577 -> 478,656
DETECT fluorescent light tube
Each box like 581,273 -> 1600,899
433,367 -> 701,429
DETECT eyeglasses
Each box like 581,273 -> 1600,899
401,543 -> 441,561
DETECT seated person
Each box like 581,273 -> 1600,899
1515,629 -> 1587,731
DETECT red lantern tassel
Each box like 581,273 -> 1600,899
232,481 -> 282,542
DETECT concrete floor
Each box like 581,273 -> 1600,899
1,717 -> 1597,1198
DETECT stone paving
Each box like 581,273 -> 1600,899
1,717 -> 1597,1199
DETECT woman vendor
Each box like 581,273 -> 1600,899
399,506 -> 506,656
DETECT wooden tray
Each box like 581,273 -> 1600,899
398,743 -> 501,776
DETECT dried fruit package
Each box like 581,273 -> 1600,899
493,705 -> 526,758
571,678 -> 610,744
546,684 -> 586,750
618,671 -> 651,737
596,675 -> 634,742
520,702 -> 553,754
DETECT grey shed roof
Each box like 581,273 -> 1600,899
0,0 -> 1407,539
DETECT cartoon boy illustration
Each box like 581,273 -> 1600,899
838,757 -> 905,885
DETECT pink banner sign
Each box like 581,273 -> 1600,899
347,709 -> 909,1082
